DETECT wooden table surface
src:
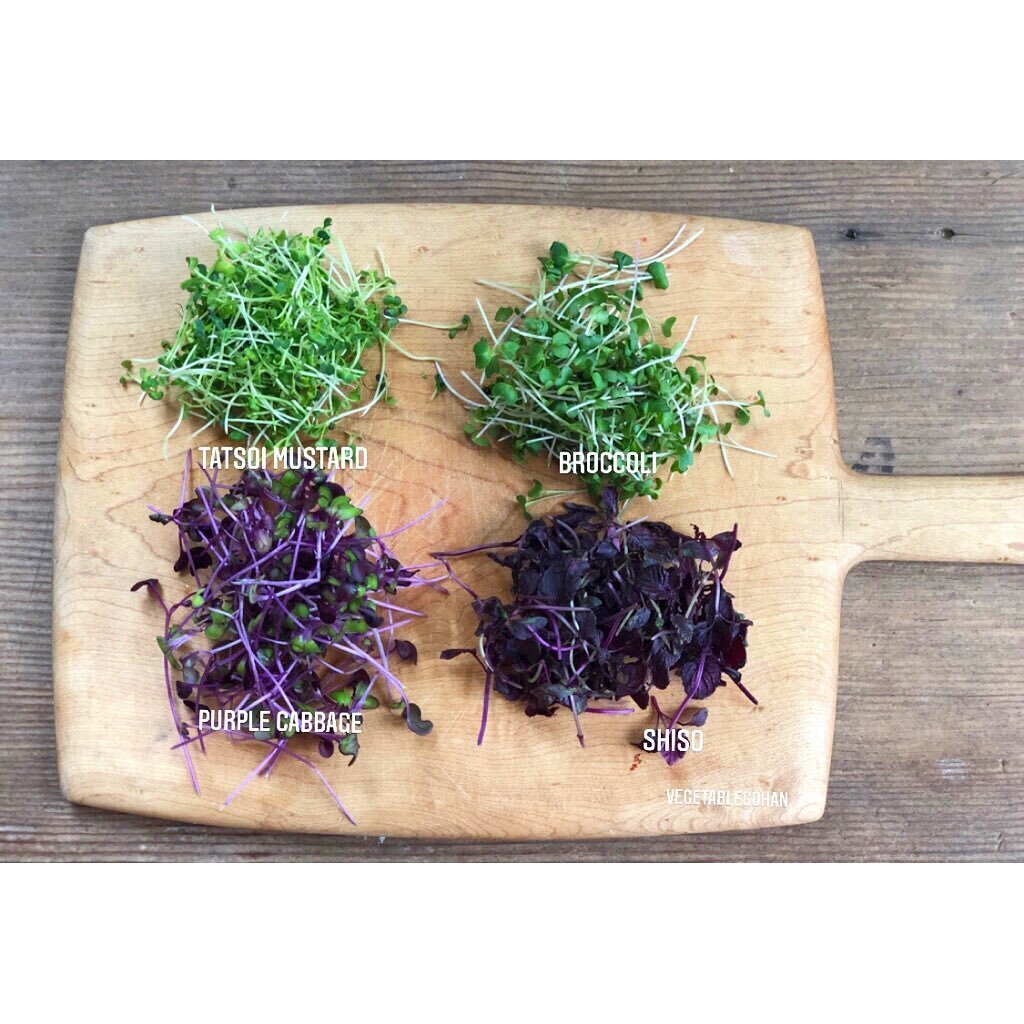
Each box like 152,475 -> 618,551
2,161 -> 1021,861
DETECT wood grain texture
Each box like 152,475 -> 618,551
2,161 -> 1023,860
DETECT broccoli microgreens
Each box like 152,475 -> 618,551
515,478 -> 583,520
435,225 -> 770,511
120,218 -> 470,448
436,487 -> 756,755
134,453 -> 448,822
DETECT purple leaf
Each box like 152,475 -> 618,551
435,491 -> 755,752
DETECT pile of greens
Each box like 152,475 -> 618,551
134,456 -> 444,822
121,218 -> 466,447
436,488 -> 756,753
436,227 -> 768,506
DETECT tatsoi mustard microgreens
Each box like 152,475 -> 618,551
436,488 -> 756,752
436,225 -> 769,507
133,455 -> 446,822
120,219 -> 469,448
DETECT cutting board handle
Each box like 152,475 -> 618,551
841,471 -> 1024,565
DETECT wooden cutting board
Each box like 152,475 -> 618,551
53,204 -> 1024,839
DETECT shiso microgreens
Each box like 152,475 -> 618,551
133,453 -> 448,822
435,487 -> 755,761
120,217 -> 469,448
434,225 -> 770,512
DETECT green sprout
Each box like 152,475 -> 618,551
120,218 -> 468,448
514,479 -> 585,520
438,226 -> 771,503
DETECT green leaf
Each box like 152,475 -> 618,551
648,261 -> 669,289
156,635 -> 181,670
404,702 -> 433,736
448,313 -> 472,338
661,316 -> 677,338
338,733 -> 360,763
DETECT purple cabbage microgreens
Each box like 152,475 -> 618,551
436,487 -> 756,756
134,453 -> 447,823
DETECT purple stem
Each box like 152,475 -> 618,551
477,671 -> 492,746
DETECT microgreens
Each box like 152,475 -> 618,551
134,454 -> 447,821
514,478 -> 584,520
436,487 -> 756,751
120,219 -> 469,448
438,225 -> 770,507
